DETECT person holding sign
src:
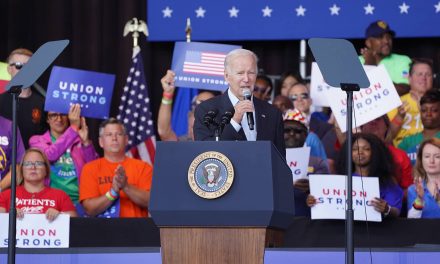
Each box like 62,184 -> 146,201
407,138 -> 440,218
307,133 -> 403,218
79,118 -> 152,217
29,104 -> 98,208
0,148 -> 77,221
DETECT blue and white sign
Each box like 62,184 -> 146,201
46,66 -> 115,119
171,42 -> 241,91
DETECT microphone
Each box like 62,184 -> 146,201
242,89 -> 254,130
220,111 -> 233,127
203,109 -> 218,127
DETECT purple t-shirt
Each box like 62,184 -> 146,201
0,116 -> 25,179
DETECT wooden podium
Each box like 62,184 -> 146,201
150,142 -> 295,264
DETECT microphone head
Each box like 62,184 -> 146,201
242,88 -> 252,99
207,109 -> 218,117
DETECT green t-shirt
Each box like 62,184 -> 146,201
360,53 -> 411,84
49,134 -> 78,203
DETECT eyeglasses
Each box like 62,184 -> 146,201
9,62 -> 26,70
22,161 -> 46,168
289,93 -> 309,101
253,86 -> 268,93
47,113 -> 67,120
284,127 -> 306,134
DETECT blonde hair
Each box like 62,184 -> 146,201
7,48 -> 33,63
20,148 -> 51,183
413,138 -> 440,182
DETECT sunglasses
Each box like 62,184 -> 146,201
9,62 -> 26,70
253,86 -> 268,93
284,127 -> 306,134
47,113 -> 67,120
289,93 -> 309,101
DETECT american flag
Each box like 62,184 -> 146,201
117,46 -> 156,165
183,51 -> 225,76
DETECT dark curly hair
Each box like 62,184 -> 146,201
336,133 -> 396,186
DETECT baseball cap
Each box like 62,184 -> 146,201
283,108 -> 307,125
365,20 -> 395,38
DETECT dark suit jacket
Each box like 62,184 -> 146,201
194,91 -> 286,157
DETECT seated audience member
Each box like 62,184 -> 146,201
407,138 -> 440,218
307,133 -> 403,218
399,89 -> 440,165
284,109 -> 329,216
0,148 -> 77,221
253,74 -> 273,102
277,70 -> 303,97
361,115 -> 413,191
29,104 -> 98,206
0,115 -> 25,191
272,95 -> 293,114
360,20 -> 411,96
158,70 -> 215,141
388,58 -> 434,146
80,118 -> 153,217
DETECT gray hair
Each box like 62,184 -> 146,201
99,117 -> 127,137
224,49 -> 258,74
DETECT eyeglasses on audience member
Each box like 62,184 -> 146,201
9,62 -> 26,70
22,161 -> 46,168
47,113 -> 67,120
289,93 -> 309,101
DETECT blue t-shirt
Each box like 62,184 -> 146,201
407,182 -> 440,218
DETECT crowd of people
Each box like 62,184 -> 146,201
0,20 -> 439,221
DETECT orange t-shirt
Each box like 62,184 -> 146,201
79,157 -> 152,217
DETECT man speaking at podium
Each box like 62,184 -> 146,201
194,49 -> 285,157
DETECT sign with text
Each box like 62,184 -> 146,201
315,64 -> 401,132
286,146 -> 310,182
171,42 -> 241,91
46,66 -> 115,119
309,174 -> 381,222
0,213 -> 70,248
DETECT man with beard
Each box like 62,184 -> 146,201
360,20 -> 412,96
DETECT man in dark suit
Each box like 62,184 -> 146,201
194,49 -> 285,157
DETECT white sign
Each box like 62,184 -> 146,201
310,62 -> 376,107
286,147 -> 310,182
309,174 -> 381,222
0,213 -> 70,248
324,65 -> 401,132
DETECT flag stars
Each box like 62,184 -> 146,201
138,94 -> 143,99
399,2 -> 410,14
195,6 -> 206,18
141,116 -> 146,121
435,2 -> 440,13
228,6 -> 239,18
364,4 -> 375,15
262,6 -> 273,17
295,5 -> 306,17
140,84 -> 145,90
329,4 -> 340,15
135,71 -> 140,76
162,6 -> 173,18
123,118 -> 129,124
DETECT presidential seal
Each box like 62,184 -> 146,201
188,151 -> 234,199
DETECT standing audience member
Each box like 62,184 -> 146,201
272,95 -> 293,115
360,20 -> 411,95
388,58 -> 434,146
253,74 -> 273,102
0,148 -> 77,221
0,48 -> 46,148
408,138 -> 440,218
277,70 -> 303,97
158,70 -> 215,141
194,49 -> 285,157
0,115 -> 25,191
29,104 -> 98,207
399,89 -> 440,165
80,118 -> 153,217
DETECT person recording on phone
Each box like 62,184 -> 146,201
193,48 -> 285,157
